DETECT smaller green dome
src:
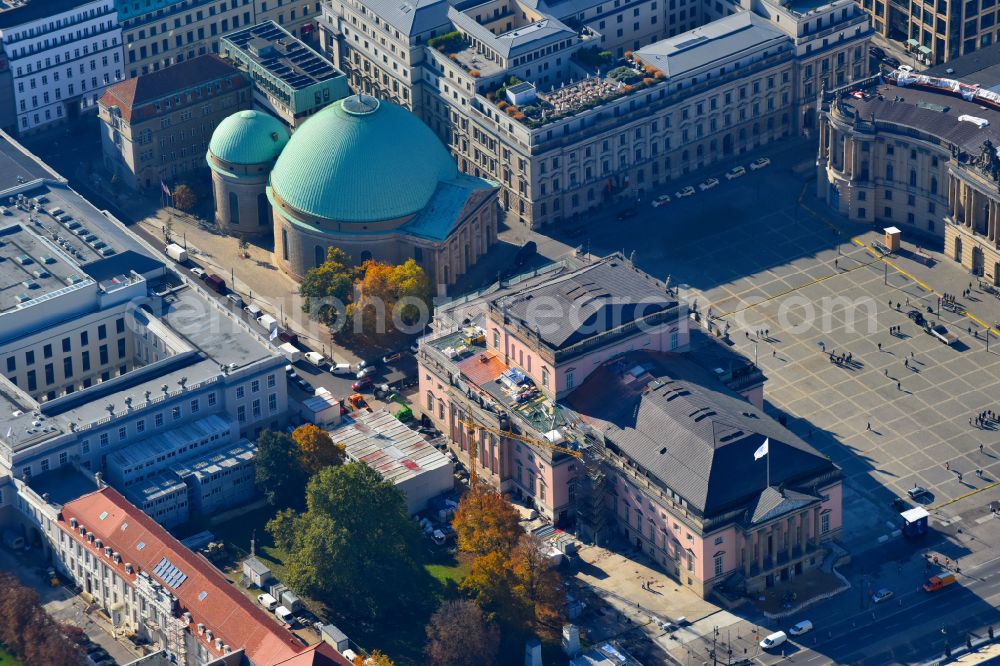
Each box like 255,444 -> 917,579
208,110 -> 289,166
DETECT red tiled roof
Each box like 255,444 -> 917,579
59,487 -> 304,665
271,642 -> 353,666
99,54 -> 246,123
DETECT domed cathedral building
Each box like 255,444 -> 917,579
208,94 -> 500,294
207,110 -> 290,238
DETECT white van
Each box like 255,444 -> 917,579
330,363 -> 353,376
257,593 -> 278,611
760,631 -> 787,650
244,303 -> 263,318
275,606 -> 295,625
304,351 -> 326,366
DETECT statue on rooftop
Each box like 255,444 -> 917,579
975,139 -> 1000,182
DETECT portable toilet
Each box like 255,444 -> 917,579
901,506 -> 929,539
525,638 -> 542,666
884,226 -> 901,252
563,624 -> 580,657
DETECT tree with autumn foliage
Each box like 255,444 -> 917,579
291,424 -> 345,474
460,535 -> 566,645
171,183 -> 197,211
351,258 -> 432,338
452,486 -> 523,557
425,599 -> 500,666
352,650 -> 394,665
0,572 -> 83,665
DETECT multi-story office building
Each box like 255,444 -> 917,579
0,130 -> 289,499
417,253 -> 842,597
817,68 -> 1000,284
0,0 -> 124,135
119,0 -> 322,80
220,20 -> 349,127
98,53 -> 250,189
859,0 -> 1000,64
322,0 -> 870,227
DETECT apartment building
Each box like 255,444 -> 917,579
417,253 -> 842,597
220,20 -> 349,127
0,0 -> 124,135
859,0 -> 1000,64
119,0 -> 322,80
817,69 -> 1000,284
322,0 -> 870,227
98,53 -> 250,190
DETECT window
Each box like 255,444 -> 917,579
155,413 -> 163,427
252,399 -> 261,418
821,513 -> 830,534
190,399 -> 200,414
40,458 -> 49,473
171,406 -> 181,420
251,379 -> 260,393
492,329 -> 500,349
116,318 -> 125,334
81,440 -> 90,454
43,344 -> 52,359
118,426 -> 127,440
714,554 -> 723,577
236,386 -> 245,399
117,339 -> 126,359
62,337 -> 71,353
566,371 -> 574,390
714,536 -> 724,545
99,432 -> 109,447
98,324 -> 107,340
136,419 -> 145,434
207,392 -> 217,407
269,393 -> 277,412
237,405 -> 246,423
59,452 -> 68,465
267,373 -> 276,388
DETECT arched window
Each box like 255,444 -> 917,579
257,192 -> 269,227
281,229 -> 288,261
315,245 -> 324,268
228,191 -> 240,225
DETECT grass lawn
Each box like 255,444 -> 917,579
0,647 -> 22,665
210,505 -> 471,666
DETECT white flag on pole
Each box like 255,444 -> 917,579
754,438 -> 769,461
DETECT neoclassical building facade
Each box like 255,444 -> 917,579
208,95 -> 500,293
817,71 -> 1000,284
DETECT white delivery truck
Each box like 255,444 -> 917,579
304,351 -> 326,367
278,342 -> 301,363
165,243 -> 188,263
257,314 -> 278,333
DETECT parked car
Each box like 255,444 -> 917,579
907,309 -> 926,326
750,157 -> 772,170
929,323 -> 958,345
277,330 -> 299,344
883,56 -> 901,68
890,497 -> 909,511
725,166 -> 746,180
226,293 -> 244,308
788,620 -> 813,636
760,631 -> 787,649
869,46 -> 886,59
275,606 -> 295,625
616,206 -> 638,220
330,363 -> 353,376
908,485 -> 929,500
356,366 -> 377,380
190,267 -> 206,279
872,588 -> 893,604
651,194 -> 671,207
698,177 -> 720,191
257,593 -> 279,611
675,186 -> 696,198
204,274 -> 226,294
353,376 -> 375,391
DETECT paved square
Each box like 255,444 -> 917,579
566,144 -> 1000,553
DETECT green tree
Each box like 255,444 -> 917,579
299,247 -> 355,331
266,463 -> 431,621
172,183 -> 197,211
255,430 -> 308,508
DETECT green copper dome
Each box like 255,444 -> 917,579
268,95 -> 458,223
208,110 -> 289,166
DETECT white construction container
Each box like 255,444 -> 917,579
278,343 -> 301,363
165,243 -> 188,263
257,314 -> 278,333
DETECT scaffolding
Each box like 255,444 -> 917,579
574,432 -> 613,546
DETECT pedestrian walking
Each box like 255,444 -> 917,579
897,381 -> 901,390
946,462 -> 950,471
981,443 -> 985,454
904,359 -> 908,368
878,342 -> 882,351
867,421 -> 871,431
958,471 -> 964,482
884,369 -> 889,376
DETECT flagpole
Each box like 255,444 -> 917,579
767,447 -> 771,488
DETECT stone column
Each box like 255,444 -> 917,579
757,530 -> 766,571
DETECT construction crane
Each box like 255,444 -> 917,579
458,417 -> 582,486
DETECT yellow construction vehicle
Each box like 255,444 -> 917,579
457,418 -> 582,485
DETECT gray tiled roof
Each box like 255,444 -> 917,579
635,12 -> 788,80
448,7 -> 575,59
364,0 -> 456,36
569,350 -> 837,518
748,487 -> 820,524
490,254 -> 678,350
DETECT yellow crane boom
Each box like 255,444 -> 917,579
458,417 -> 582,486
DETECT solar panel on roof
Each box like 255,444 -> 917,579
153,556 -> 188,589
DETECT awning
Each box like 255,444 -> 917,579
907,38 -> 919,46
919,45 -> 932,54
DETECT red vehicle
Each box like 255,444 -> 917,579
204,273 -> 226,294
352,376 -> 375,391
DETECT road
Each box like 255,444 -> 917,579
752,554 -> 1000,665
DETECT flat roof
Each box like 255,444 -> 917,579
330,409 -> 452,485
0,0 -> 94,29
0,222 -> 90,314
223,21 -> 344,92
0,130 -> 59,191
